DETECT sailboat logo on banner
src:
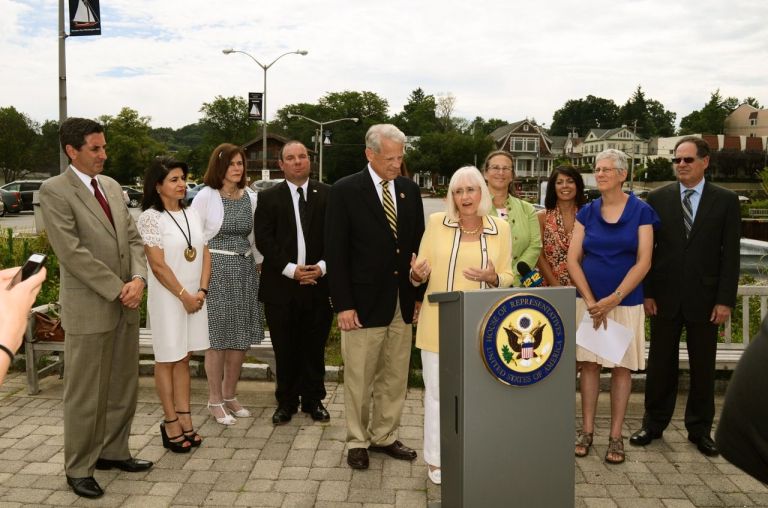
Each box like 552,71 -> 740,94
479,293 -> 565,386
69,0 -> 101,36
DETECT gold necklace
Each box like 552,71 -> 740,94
459,219 -> 481,235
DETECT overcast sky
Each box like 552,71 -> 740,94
2,0 -> 766,132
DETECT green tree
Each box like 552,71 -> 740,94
679,90 -> 740,135
744,97 -> 762,109
276,91 -> 390,182
36,120 -> 60,174
549,95 -> 619,136
392,88 -> 439,135
408,131 -> 494,177
469,116 -> 509,136
99,107 -> 165,184
199,95 -> 258,148
618,86 -> 676,138
644,157 -> 674,181
0,106 -> 39,182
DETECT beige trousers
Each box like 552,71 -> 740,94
342,300 -> 411,449
64,311 -> 139,477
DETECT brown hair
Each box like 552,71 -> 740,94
482,149 -> 516,196
674,136 -> 711,158
203,143 -> 247,189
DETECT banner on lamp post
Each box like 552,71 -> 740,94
248,93 -> 263,121
69,0 -> 101,36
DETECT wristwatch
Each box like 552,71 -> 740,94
614,290 -> 623,300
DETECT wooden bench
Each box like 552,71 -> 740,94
24,304 -> 274,395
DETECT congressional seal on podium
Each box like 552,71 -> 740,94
479,293 -> 566,386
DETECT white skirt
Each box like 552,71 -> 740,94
574,298 -> 646,371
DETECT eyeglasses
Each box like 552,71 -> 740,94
593,167 -> 616,174
488,165 -> 513,173
452,186 -> 479,196
672,157 -> 697,164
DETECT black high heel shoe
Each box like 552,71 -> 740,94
176,410 -> 202,447
160,418 -> 192,453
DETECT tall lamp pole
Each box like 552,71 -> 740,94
222,48 -> 308,175
286,114 -> 358,182
58,0 -> 68,173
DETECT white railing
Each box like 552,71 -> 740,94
725,285 -> 768,348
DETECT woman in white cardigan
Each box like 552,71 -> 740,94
191,143 -> 265,425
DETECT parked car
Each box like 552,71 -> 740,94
184,184 -> 206,206
122,186 -> 143,208
0,197 -> 4,217
250,178 -> 284,193
0,188 -> 23,216
1,180 -> 44,211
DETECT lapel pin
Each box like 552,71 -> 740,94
399,192 -> 405,199
312,189 -> 317,193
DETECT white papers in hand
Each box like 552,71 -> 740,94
575,311 -> 634,364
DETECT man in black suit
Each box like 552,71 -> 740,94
326,124 -> 425,470
254,141 -> 333,425
630,136 -> 740,456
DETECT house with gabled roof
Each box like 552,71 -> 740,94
580,126 -> 648,167
488,119 -> 555,179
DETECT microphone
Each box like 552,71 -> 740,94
517,261 -> 543,288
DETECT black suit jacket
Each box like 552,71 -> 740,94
254,179 -> 330,304
325,168 -> 425,327
644,181 -> 740,322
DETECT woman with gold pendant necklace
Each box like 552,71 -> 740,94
138,157 -> 211,452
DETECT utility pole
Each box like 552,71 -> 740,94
629,119 -> 638,190
58,0 -> 68,173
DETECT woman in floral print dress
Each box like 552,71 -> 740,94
537,166 -> 586,286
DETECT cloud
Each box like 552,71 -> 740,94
1,0 -> 766,131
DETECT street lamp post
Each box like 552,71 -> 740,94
222,48 -> 308,176
286,114 -> 358,182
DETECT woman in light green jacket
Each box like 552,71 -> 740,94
483,150 -> 542,282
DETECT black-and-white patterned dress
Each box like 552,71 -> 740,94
206,194 -> 264,349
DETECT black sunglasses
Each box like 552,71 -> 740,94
672,157 -> 697,164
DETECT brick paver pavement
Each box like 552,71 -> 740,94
0,372 -> 763,507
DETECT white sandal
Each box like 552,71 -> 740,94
223,398 -> 251,418
207,402 -> 237,426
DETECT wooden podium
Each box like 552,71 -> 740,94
429,287 -> 575,508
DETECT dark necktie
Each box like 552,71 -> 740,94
381,180 -> 397,240
682,189 -> 695,238
91,178 -> 114,227
297,186 -> 308,236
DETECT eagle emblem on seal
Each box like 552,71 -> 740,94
503,314 -> 547,366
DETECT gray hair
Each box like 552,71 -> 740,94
365,124 -> 406,153
595,149 -> 628,173
446,166 -> 493,221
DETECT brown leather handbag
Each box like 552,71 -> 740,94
32,311 -> 65,342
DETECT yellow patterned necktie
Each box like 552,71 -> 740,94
381,180 -> 397,239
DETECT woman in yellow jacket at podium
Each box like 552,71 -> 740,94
410,165 -> 515,485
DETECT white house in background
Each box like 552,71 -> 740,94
647,134 -> 701,161
580,127 -> 648,166
725,103 -> 768,138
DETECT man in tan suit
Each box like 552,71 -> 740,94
40,118 -> 151,499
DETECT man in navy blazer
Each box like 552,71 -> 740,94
326,124 -> 425,469
254,141 -> 332,425
630,136 -> 740,457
